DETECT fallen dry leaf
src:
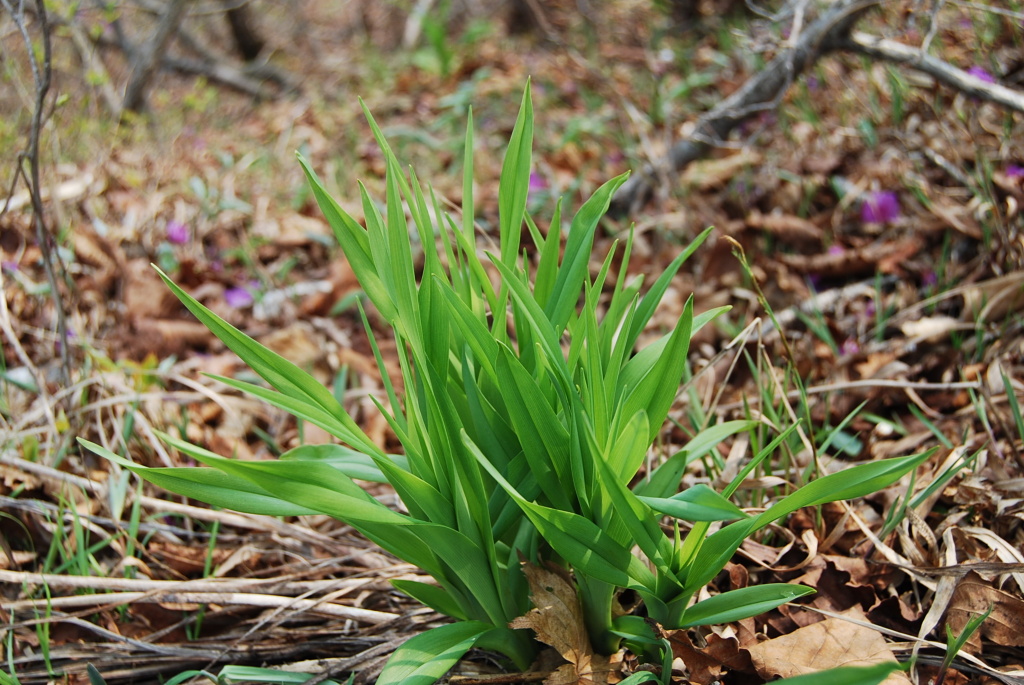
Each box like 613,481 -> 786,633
669,630 -> 753,684
777,238 -> 923,277
746,209 -> 824,244
962,271 -> 1024,323
745,617 -> 910,684
947,571 -> 1024,654
899,315 -> 959,343
511,564 -> 615,685
682,149 -> 763,190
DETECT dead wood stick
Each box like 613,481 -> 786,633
840,30 -> 1024,113
122,0 -> 190,112
3,590 -> 400,623
611,0 -> 879,216
0,568 -> 428,595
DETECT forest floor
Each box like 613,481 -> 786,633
2,1 -> 1024,683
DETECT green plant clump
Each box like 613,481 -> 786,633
82,83 -> 921,685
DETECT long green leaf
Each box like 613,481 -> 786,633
622,226 -> 714,352
545,172 -> 630,332
377,622 -> 491,685
678,584 -> 814,628
391,580 -> 467,621
617,297 -> 694,443
774,662 -> 904,685
464,430 -> 654,590
497,81 -> 533,268
154,267 -> 378,456
279,444 -> 404,483
296,154 -> 394,320
78,439 -> 318,517
755,451 -> 933,528
640,484 -> 748,522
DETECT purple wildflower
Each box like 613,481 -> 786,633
1005,165 -> 1024,178
528,172 -> 548,204
828,244 -> 845,256
840,339 -> 860,356
967,66 -> 995,84
921,270 -> 938,287
166,220 -> 189,244
224,286 -> 254,308
861,191 -> 900,224
2,261 -> 18,273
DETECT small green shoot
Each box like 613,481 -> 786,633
939,606 -> 992,685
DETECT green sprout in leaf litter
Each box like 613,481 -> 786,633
81,82 -> 929,685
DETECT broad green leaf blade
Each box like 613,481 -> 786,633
590,423 -> 679,581
218,665 -> 341,684
153,266 -> 379,456
680,517 -> 760,597
78,439 -> 319,517
296,154 -> 394,320
640,484 -> 748,522
678,584 -> 814,628
391,579 -> 468,621
377,621 -> 491,685
488,257 -> 574,393
545,171 -> 630,332
497,82 -> 533,268
495,347 -> 572,508
622,226 -> 714,351
755,451 -> 933,529
617,297 -> 694,444
433,279 -> 500,380
774,662 -> 904,685
279,444 -> 410,483
533,197 -> 563,309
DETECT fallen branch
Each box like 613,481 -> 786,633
4,590 -> 399,624
611,0 -> 879,215
0,568 -> 428,596
840,30 -> 1024,113
0,0 -> 73,395
122,0 -> 191,112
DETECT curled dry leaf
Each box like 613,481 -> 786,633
947,571 -> 1024,654
681,149 -> 763,190
777,238 -> 923,277
900,315 -> 960,343
511,563 -> 615,685
962,271 -> 1024,323
745,617 -> 910,684
746,209 -> 824,244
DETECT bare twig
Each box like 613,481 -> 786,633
61,9 -> 122,115
0,0 -> 71,394
0,568 -> 427,596
840,30 -> 1024,113
4,589 -> 400,623
122,0 -> 190,112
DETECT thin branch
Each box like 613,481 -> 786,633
4,590 -> 400,624
0,0 -> 71,391
122,0 -> 191,112
840,30 -> 1024,113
